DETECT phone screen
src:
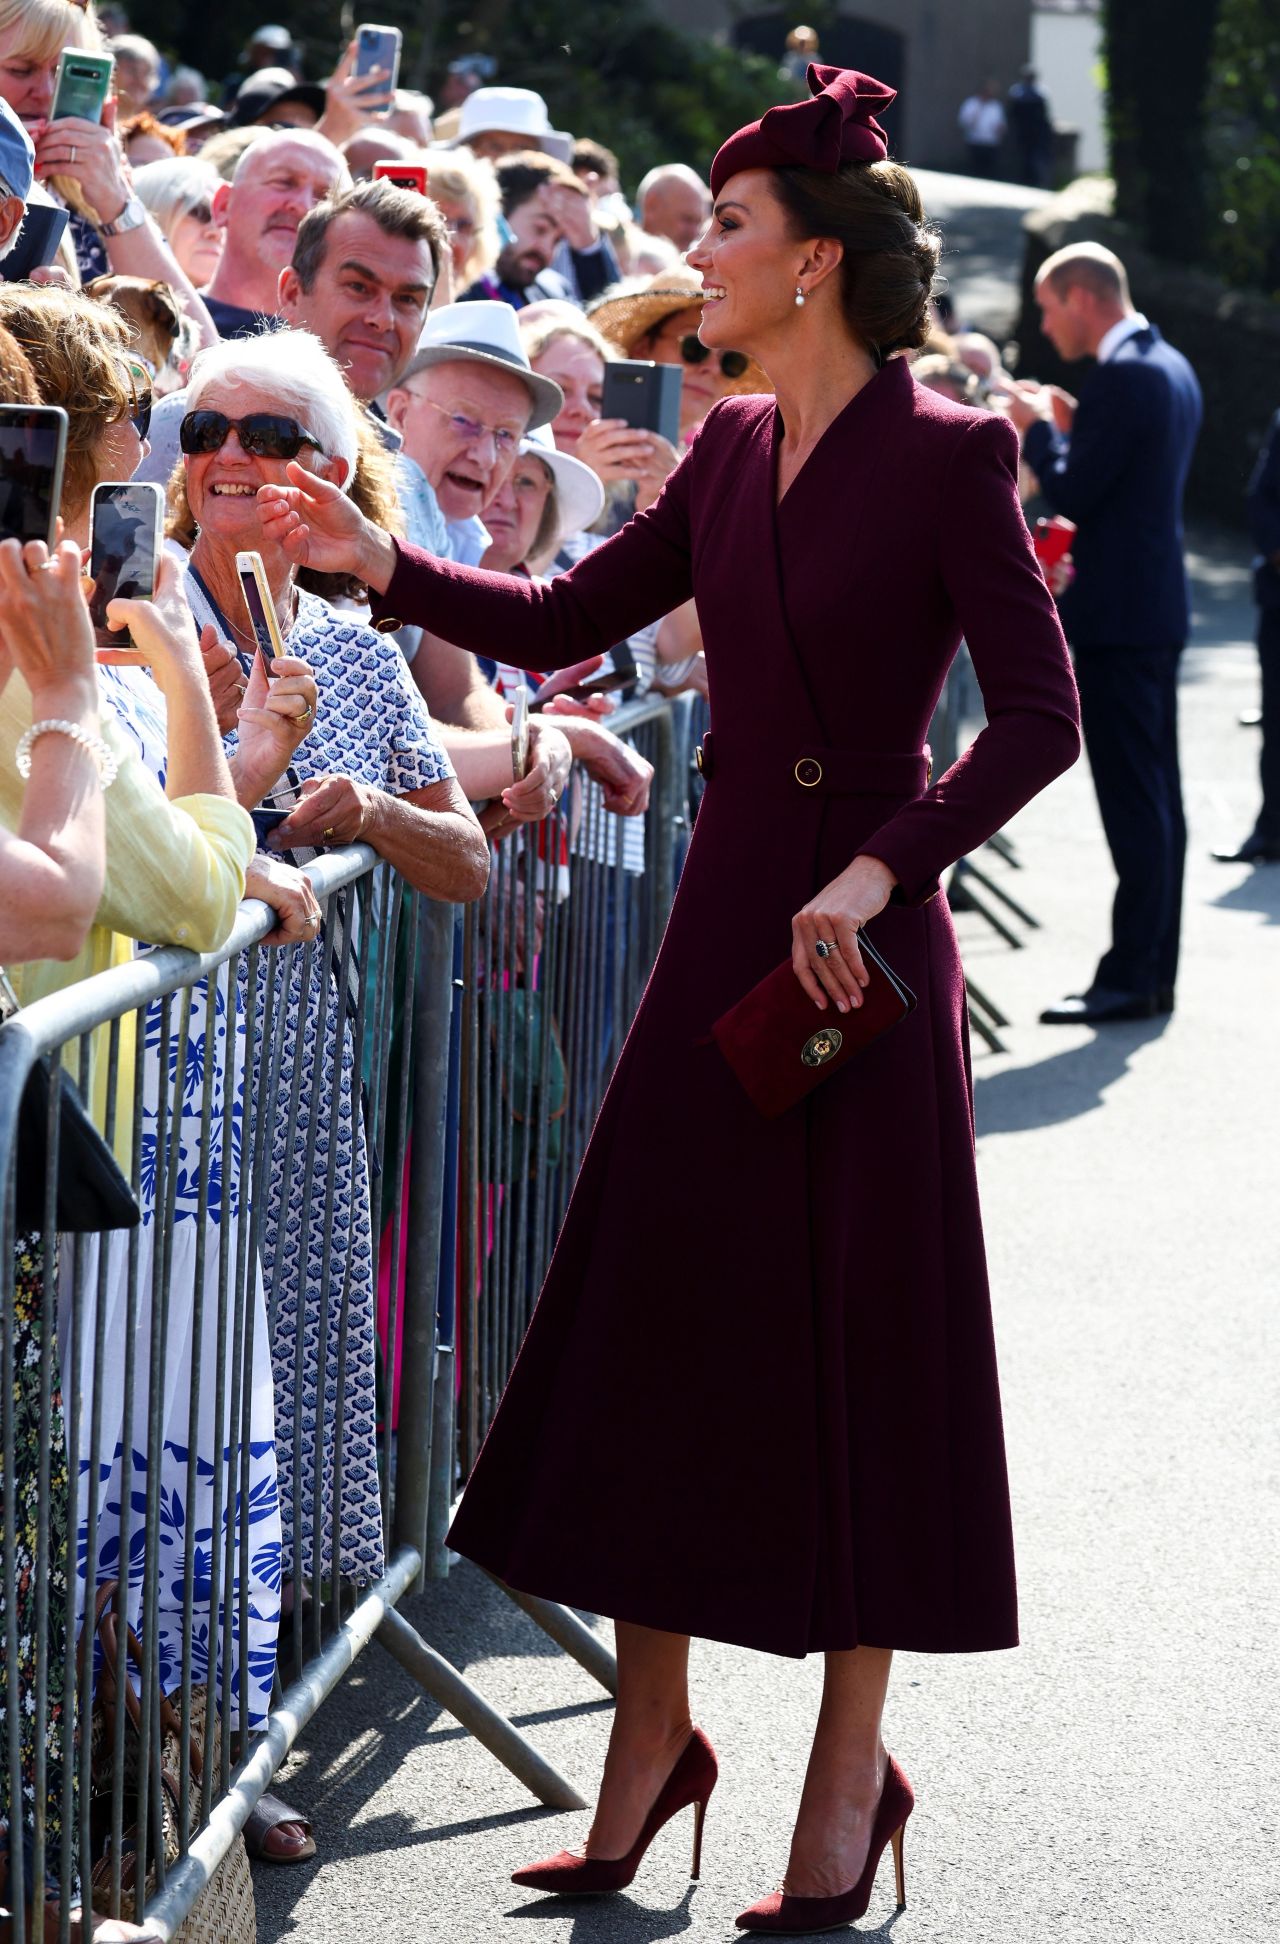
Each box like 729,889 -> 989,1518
51,51 -> 113,125
90,482 -> 162,648
236,550 -> 286,669
0,406 -> 67,549
355,25 -> 402,112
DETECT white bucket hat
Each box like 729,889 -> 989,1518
521,423 -> 604,544
397,300 -> 565,430
449,86 -> 573,163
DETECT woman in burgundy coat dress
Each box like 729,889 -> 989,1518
259,66 -> 1080,1935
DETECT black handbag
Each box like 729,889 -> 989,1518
1,970 -> 140,1234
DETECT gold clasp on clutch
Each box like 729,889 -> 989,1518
802,1028 -> 843,1067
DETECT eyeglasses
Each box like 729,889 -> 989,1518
179,410 -> 324,460
445,216 -> 475,237
671,334 -> 750,380
181,200 -> 214,227
423,398 -> 521,455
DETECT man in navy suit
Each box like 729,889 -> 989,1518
1212,412 -> 1280,864
1004,243 -> 1203,1024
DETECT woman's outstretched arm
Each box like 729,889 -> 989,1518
257,454 -> 697,673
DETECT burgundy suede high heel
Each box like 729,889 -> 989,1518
511,1726 -> 718,1895
735,1754 -> 914,1933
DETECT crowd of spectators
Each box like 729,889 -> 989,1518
0,9 -> 1105,1935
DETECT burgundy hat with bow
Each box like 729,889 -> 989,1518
710,64 -> 895,197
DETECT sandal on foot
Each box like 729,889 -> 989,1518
243,1793 -> 316,1866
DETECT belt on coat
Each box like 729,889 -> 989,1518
695,732 -> 931,796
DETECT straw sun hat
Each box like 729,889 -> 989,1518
587,265 -> 771,397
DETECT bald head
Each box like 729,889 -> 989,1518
1037,242 -> 1132,310
637,164 -> 711,252
208,130 -> 350,313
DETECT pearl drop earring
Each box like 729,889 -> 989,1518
795,284 -> 806,308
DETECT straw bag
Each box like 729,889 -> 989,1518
84,1583 -> 257,1943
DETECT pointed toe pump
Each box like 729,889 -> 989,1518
511,1725 -> 718,1896
735,1754 -> 913,1934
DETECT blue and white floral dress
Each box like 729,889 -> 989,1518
185,574 -> 455,1586
73,663 -> 282,1733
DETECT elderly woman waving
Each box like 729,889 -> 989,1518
169,328 -> 489,1677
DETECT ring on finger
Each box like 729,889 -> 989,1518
815,938 -> 838,960
69,144 -> 77,164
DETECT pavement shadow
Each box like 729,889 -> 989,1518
1208,869 -> 1280,924
506,1883 -> 700,1938
973,1015 -> 1172,1135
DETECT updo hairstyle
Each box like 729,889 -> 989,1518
770,160 -> 940,357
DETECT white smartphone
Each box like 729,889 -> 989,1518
354,24 -> 402,116
510,686 -> 529,783
236,549 -> 287,670
90,479 -> 164,656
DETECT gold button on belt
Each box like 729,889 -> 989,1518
794,757 -> 823,788
695,743 -> 705,775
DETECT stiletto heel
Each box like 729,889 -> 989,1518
511,1726 -> 718,1897
691,1794 -> 708,1881
735,1754 -> 914,1933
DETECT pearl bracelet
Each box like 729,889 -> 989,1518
15,718 -> 119,788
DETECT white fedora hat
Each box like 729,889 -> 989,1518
450,86 -> 573,162
521,422 -> 604,543
397,300 -> 564,430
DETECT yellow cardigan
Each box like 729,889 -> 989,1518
0,672 -> 255,1158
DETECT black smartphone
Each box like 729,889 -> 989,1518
89,480 -> 163,653
600,360 -> 683,449
0,404 -> 68,548
236,549 -> 286,670
0,205 -> 70,282
250,793 -> 297,847
354,24 -> 402,115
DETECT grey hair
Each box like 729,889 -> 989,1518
636,163 -> 710,206
185,329 -> 360,487
132,156 -> 221,234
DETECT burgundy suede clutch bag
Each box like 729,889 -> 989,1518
711,933 -> 916,1118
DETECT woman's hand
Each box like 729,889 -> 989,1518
574,418 -> 666,489
104,552 -> 204,691
0,538 -> 97,713
34,102 -> 132,226
257,465 -> 396,590
200,625 -> 247,733
268,773 -> 371,851
481,717 -> 572,839
243,853 -> 322,947
791,854 -> 898,1014
235,650 -> 318,788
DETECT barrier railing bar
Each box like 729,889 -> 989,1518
484,1577 -> 619,1698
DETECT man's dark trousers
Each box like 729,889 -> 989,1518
1254,606 -> 1280,843
1074,642 -> 1185,994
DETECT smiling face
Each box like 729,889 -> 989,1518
480,450 -> 553,572
183,378 -> 338,550
385,360 -> 533,522
497,184 -> 562,286
686,169 -> 823,366
278,209 -> 436,402
531,335 -> 604,451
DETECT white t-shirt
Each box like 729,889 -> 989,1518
958,96 -> 1006,146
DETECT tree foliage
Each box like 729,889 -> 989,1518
120,0 -> 794,194
1204,0 -> 1280,294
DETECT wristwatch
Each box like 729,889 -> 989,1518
99,195 -> 147,239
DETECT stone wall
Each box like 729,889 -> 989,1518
1015,178 -> 1280,523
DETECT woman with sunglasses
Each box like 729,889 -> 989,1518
132,155 -> 223,290
588,260 -> 770,450
171,332 -> 487,1864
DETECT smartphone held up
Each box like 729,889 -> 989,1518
236,549 -> 287,670
89,480 -> 164,659
0,404 -> 67,551
354,24 -> 402,116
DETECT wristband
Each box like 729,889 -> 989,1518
16,718 -> 118,787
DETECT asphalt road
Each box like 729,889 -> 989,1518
250,181 -> 1279,1944
911,168 -> 1051,341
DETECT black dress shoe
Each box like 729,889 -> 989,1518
1155,985 -> 1175,1014
1040,988 -> 1161,1025
1211,832 -> 1280,864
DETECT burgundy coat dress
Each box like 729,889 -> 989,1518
372,357 -> 1081,1656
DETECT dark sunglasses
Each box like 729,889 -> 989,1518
179,410 -> 324,460
673,334 -> 749,380
183,200 -> 214,226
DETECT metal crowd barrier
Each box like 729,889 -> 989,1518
0,696 -> 688,1940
